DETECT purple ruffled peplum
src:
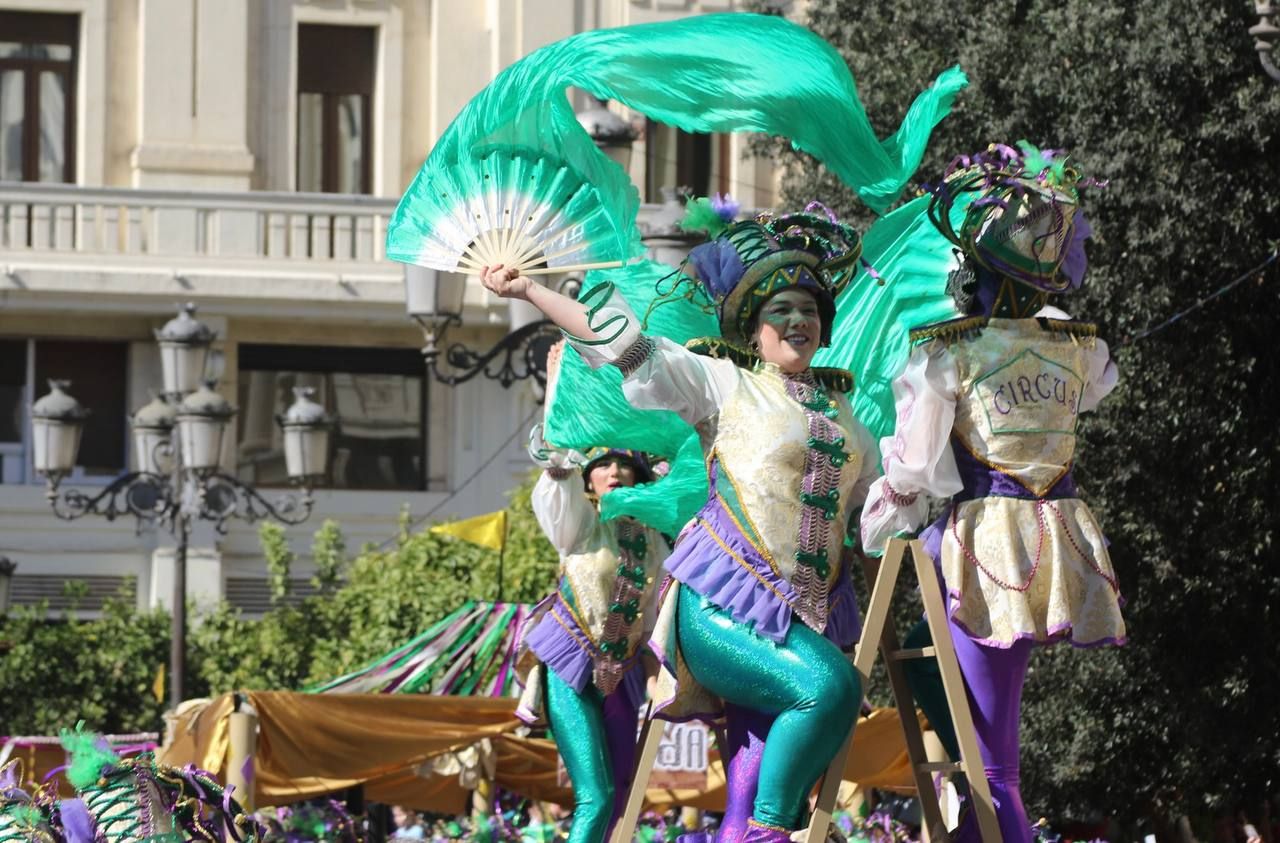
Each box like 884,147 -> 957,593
522,591 -> 647,710
665,492 -> 861,649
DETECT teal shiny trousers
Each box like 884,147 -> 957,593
545,667 -> 640,843
677,585 -> 861,830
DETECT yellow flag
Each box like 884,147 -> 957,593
429,510 -> 508,552
152,663 -> 165,703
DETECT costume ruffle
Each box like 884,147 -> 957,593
921,497 -> 1126,649
664,494 -> 862,651
515,592 -> 647,726
649,527 -> 863,724
665,515 -> 796,643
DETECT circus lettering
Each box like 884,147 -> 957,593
978,349 -> 1084,435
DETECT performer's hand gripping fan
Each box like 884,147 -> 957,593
388,13 -> 969,532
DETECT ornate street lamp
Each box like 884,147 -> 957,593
155,303 -> 217,397
30,379 -> 89,488
131,393 -> 176,476
403,264 -> 566,390
576,97 -> 639,172
277,387 -> 334,484
1252,2 -> 1280,83
175,383 -> 236,475
30,303 -> 332,708
0,556 -> 14,615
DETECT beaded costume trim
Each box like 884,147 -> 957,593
909,316 -> 990,345
613,335 -> 657,376
785,369 -> 851,632
594,519 -> 648,695
911,315 -> 1097,346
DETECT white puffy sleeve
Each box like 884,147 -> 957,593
531,464 -> 596,557
1080,335 -> 1119,413
564,285 -> 737,427
860,342 -> 964,554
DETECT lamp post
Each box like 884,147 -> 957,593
1252,2 -> 1280,83
31,304 -> 334,708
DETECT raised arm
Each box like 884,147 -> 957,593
528,425 -> 597,556
481,266 -> 737,426
481,265 -> 596,339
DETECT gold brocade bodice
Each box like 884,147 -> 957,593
949,319 -> 1097,496
702,364 -> 863,592
559,519 -> 666,652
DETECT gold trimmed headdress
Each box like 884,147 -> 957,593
680,200 -> 862,345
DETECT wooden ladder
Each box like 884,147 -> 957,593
612,537 -> 1001,843
804,537 -> 1000,843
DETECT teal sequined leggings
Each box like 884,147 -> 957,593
545,667 -> 640,843
677,585 -> 861,829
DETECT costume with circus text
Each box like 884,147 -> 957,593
861,143 -> 1127,843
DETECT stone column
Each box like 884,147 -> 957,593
130,0 -> 254,190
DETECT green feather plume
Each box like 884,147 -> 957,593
679,197 -> 728,239
59,722 -> 121,790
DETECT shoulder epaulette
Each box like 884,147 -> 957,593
685,336 -> 758,368
813,367 -> 855,394
1036,317 -> 1097,338
909,316 -> 989,345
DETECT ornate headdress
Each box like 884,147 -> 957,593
927,141 -> 1099,294
678,197 -> 862,346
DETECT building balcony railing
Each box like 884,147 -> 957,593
0,181 -> 400,267
0,181 -> 684,318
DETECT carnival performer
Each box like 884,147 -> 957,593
516,426 -> 669,843
860,143 -> 1126,843
487,207 -> 879,842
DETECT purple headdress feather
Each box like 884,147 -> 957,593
59,797 -> 96,843
709,193 -> 740,224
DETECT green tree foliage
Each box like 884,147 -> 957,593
310,519 -> 346,594
0,584 -> 169,734
0,474 -> 560,731
260,521 -> 296,606
759,0 -> 1280,831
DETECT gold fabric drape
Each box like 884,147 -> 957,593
159,692 -> 921,812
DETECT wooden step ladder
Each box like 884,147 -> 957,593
612,537 -> 1000,843
804,537 -> 1000,843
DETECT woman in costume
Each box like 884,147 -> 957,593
860,143 -> 1126,843
488,207 -> 879,842
517,427 -> 669,843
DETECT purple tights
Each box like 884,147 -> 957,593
718,703 -> 774,843
932,617 -> 1035,843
